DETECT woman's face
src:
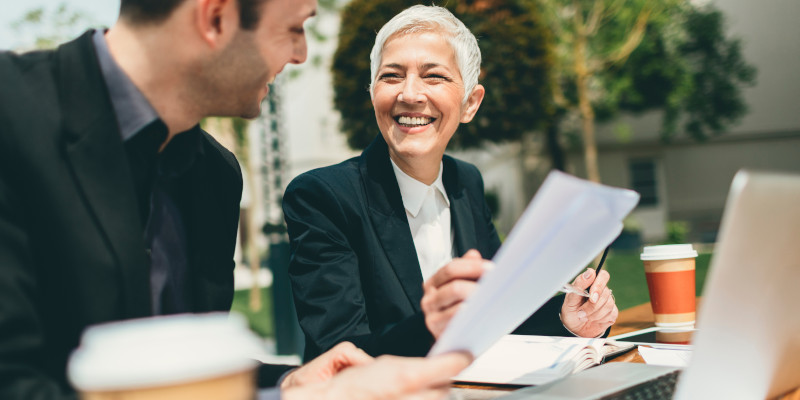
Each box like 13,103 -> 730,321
372,31 -> 484,167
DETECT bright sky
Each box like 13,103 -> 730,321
1,0 -> 119,50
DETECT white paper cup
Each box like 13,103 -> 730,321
68,313 -> 263,400
641,244 -> 698,328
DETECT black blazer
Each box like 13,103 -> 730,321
0,31 -> 276,399
284,135 -> 570,361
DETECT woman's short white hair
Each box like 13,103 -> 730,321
368,5 -> 482,105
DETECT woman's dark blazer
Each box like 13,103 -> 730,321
283,135 -> 570,361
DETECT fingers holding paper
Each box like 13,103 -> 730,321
560,268 -> 619,338
421,249 -> 488,339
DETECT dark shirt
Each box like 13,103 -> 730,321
92,30 -> 284,399
92,30 -> 196,315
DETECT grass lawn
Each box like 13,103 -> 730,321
231,287 -> 274,338
232,251 -> 713,339
602,250 -> 712,310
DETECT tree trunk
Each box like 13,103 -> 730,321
578,79 -> 600,183
574,22 -> 601,183
544,114 -> 566,172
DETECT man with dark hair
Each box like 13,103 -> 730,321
119,0 -> 265,30
0,0 -> 470,399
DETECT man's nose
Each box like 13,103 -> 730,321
292,36 -> 308,65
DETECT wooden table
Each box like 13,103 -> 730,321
452,301 -> 800,399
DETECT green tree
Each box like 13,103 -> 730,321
611,5 -> 757,142
332,0 -> 554,150
535,0 -> 756,181
11,3 -> 98,51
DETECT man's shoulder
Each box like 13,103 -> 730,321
0,49 -> 58,105
0,49 -> 63,161
0,48 -> 55,75
197,130 -> 239,167
194,129 -> 243,193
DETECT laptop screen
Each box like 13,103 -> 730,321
674,170 -> 800,399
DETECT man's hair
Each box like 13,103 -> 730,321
119,0 -> 267,30
368,5 -> 482,105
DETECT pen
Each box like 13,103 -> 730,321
595,245 -> 610,275
561,246 -> 611,297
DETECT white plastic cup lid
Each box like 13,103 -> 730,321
640,244 -> 698,261
68,313 -> 264,391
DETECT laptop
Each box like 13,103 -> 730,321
499,170 -> 800,399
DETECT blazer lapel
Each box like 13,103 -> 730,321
443,156 -> 479,257
56,31 -> 151,318
360,136 -> 424,310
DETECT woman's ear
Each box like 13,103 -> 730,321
195,0 -> 238,48
460,84 -> 485,123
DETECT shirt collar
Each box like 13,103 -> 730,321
390,159 -> 450,218
92,29 -> 159,142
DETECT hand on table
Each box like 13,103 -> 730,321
281,342 -> 373,389
560,268 -> 618,338
421,249 -> 488,339
282,352 -> 473,400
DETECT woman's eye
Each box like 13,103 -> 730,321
425,74 -> 449,81
379,73 -> 401,80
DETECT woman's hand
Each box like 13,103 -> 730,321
560,268 -> 618,338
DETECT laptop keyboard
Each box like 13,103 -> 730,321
601,370 -> 682,400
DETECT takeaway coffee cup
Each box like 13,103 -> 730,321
640,244 -> 698,328
655,329 -> 694,345
68,313 -> 263,400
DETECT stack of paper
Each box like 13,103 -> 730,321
429,171 -> 639,358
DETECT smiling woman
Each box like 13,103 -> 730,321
283,5 -> 619,362
371,30 -> 484,184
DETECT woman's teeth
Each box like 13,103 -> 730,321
397,116 -> 432,127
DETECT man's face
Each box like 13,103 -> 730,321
204,0 -> 317,118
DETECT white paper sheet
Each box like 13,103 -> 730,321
429,171 -> 639,358
638,346 -> 693,367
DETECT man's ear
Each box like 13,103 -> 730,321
195,0 -> 239,48
460,84 -> 485,123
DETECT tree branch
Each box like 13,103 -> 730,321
585,0 -> 605,35
605,7 -> 651,65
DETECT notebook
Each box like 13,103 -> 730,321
498,170 -> 800,399
453,335 -> 635,386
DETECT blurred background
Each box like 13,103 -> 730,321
3,0 -> 798,360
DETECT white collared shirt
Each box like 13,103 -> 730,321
391,160 -> 454,281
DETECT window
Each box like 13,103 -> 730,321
629,159 -> 658,206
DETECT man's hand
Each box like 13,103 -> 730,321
281,342 -> 373,389
560,268 -> 618,337
282,352 -> 473,400
421,249 -> 488,339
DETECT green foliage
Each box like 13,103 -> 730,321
675,6 -> 757,140
332,0 -> 554,150
622,216 -> 642,233
665,221 -> 690,244
596,4 -> 757,141
231,288 -> 274,338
